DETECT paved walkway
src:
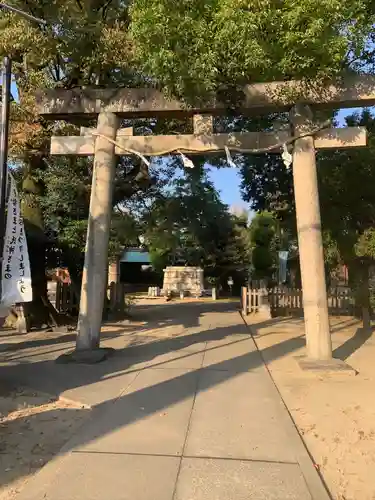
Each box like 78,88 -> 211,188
0,300 -> 330,499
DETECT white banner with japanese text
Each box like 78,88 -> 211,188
1,173 -> 33,305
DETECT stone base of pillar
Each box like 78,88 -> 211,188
258,305 -> 272,319
14,305 -> 30,334
296,356 -> 357,375
258,281 -> 272,318
56,347 -> 115,364
51,325 -> 69,333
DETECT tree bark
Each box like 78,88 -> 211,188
358,264 -> 371,330
350,261 -> 372,330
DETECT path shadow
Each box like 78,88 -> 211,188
130,299 -> 237,329
0,330 -> 125,354
333,327 -> 374,361
242,316 -> 293,335
251,315 -> 362,336
330,317 -> 361,333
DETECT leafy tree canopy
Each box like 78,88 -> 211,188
0,0 -> 133,89
248,212 -> 278,280
130,0 -> 375,99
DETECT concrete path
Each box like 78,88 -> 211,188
0,300 -> 330,499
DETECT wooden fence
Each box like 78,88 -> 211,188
51,281 -> 126,315
241,285 -> 355,317
326,288 -> 355,315
55,282 -> 79,314
269,287 -> 303,316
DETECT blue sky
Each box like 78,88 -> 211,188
207,166 -> 244,209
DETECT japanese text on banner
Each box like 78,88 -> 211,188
1,173 -> 32,305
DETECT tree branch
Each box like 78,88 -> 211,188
100,0 -> 114,18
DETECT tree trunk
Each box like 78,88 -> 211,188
359,268 -> 371,331
25,233 -> 61,328
351,261 -> 372,330
60,245 -> 84,316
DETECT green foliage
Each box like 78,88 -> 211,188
249,212 -> 277,279
250,212 -> 276,247
318,110 -> 375,265
143,168 -> 251,278
355,229 -> 375,260
34,153 -> 164,268
144,169 -> 228,266
130,0 -> 374,99
322,230 -> 342,284
0,0 -> 134,90
240,152 -> 295,230
148,247 -> 170,273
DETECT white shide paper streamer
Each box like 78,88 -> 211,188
178,151 -> 195,169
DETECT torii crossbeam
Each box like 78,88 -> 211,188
36,75 -> 375,365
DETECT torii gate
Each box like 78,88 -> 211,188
36,75 -> 375,366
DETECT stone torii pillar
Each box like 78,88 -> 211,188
290,104 -> 331,362
76,111 -> 119,352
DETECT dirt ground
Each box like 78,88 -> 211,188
0,382 -> 89,500
245,314 -> 375,500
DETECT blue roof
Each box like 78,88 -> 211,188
120,248 -> 151,263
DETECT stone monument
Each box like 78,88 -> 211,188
162,266 -> 204,296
